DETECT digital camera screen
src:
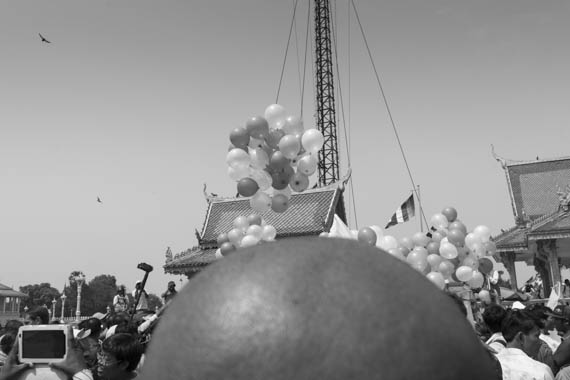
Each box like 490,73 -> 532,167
21,330 -> 66,359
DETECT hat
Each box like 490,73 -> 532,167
512,301 -> 526,310
546,305 -> 570,320
135,280 -> 142,286
168,281 -> 176,286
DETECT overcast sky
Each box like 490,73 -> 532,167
1,0 -> 570,297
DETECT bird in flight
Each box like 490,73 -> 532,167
39,33 -> 51,43
97,197 -> 102,203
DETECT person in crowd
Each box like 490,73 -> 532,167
132,282 -> 148,311
161,281 -> 177,305
563,280 -> 570,299
496,309 -> 554,380
484,304 -> 508,353
113,286 -> 129,313
0,321 -> 23,366
97,333 -> 144,380
24,306 -> 50,325
551,306 -> 570,377
0,325 -> 92,380
77,317 -> 103,374
140,238 -> 497,379
526,303 -> 556,373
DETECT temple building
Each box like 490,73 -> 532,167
493,153 -> 570,296
0,283 -> 27,324
163,179 -> 348,277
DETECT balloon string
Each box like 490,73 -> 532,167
350,0 -> 429,229
276,0 -> 299,104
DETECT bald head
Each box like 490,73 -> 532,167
142,238 -> 495,380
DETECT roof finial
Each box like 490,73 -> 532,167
491,144 -> 507,169
165,247 -> 173,262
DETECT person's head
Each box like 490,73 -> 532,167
135,281 -> 141,290
97,333 -> 144,380
546,305 -> 570,332
167,281 -> 176,290
483,304 -> 507,333
117,285 -> 126,295
0,331 -> 16,355
502,309 -> 542,357
25,306 -> 50,325
3,319 -> 23,334
79,317 -> 103,338
526,303 -> 551,331
565,279 -> 570,286
140,238 -> 496,380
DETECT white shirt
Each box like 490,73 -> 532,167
497,347 -> 554,380
486,332 -> 507,354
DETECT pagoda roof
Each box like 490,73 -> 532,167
494,209 -> 570,252
0,283 -> 27,298
164,183 -> 346,274
493,151 -> 570,223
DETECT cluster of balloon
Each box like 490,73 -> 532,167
376,207 -> 498,296
320,225 -> 384,247
226,104 -> 325,214
214,213 -> 277,258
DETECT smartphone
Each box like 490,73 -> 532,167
18,325 -> 68,364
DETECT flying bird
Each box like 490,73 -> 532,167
97,197 -> 102,203
39,33 -> 51,43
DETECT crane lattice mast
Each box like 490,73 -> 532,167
314,0 -> 340,187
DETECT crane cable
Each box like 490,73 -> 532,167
329,0 -> 359,228
350,0 -> 429,229
275,0 -> 299,104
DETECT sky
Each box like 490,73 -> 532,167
1,0 -> 570,297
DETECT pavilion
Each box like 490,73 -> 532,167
163,178 -> 348,277
0,283 -> 27,324
492,153 -> 570,296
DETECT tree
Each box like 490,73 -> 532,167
87,275 -> 117,314
19,283 -> 60,313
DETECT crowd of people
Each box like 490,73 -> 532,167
0,281 -> 178,380
2,238 -> 570,379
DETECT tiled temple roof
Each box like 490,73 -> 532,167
164,184 -> 345,274
0,283 -> 27,298
496,155 -> 570,223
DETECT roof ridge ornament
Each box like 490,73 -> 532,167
165,247 -> 173,262
557,184 -> 570,212
491,144 -> 508,169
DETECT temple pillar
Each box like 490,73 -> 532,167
536,239 -> 560,298
500,251 -> 518,291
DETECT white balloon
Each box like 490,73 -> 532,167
378,235 -> 399,251
226,148 -> 251,169
261,225 -> 277,241
264,104 -> 288,129
301,129 -> 324,153
241,234 -> 260,248
297,154 -> 318,176
250,170 -> 272,191
246,225 -> 263,239
249,148 -> 269,169
214,248 -> 224,260
473,225 -> 492,243
283,115 -> 305,136
228,166 -> 251,181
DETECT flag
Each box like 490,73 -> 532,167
385,194 -> 415,229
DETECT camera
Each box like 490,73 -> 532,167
18,325 -> 69,364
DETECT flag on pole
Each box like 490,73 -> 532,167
385,194 -> 415,229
